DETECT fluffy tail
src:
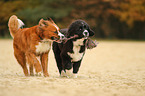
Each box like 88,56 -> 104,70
8,15 -> 24,38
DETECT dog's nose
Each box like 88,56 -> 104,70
84,32 -> 88,35
61,35 -> 65,39
83,30 -> 89,37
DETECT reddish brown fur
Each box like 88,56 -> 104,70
8,15 -> 60,77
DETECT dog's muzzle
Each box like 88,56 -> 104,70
83,30 -> 89,37
58,32 -> 65,40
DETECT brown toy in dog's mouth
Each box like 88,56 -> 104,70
62,35 -> 98,49
86,38 -> 99,49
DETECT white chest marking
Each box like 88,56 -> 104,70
67,38 -> 85,62
36,40 -> 52,54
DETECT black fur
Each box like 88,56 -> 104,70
52,20 -> 94,77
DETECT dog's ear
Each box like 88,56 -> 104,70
39,19 -> 48,28
89,29 -> 95,36
47,17 -> 54,23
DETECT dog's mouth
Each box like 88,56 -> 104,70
39,37 -> 60,43
50,37 -> 61,43
55,39 -> 63,43
51,36 -> 59,41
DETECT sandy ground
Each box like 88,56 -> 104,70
0,39 -> 145,96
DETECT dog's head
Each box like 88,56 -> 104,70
67,20 -> 94,39
37,18 -> 65,42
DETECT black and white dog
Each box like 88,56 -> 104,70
52,20 -> 94,78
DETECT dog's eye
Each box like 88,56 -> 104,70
54,31 -> 58,34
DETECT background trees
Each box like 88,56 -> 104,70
0,0 -> 145,40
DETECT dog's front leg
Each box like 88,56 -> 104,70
73,60 -> 82,78
40,52 -> 49,77
61,54 -> 73,78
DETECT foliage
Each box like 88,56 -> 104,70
0,0 -> 145,39
17,0 -> 72,27
113,0 -> 145,27
0,0 -> 27,36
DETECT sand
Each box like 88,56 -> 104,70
0,39 -> 145,96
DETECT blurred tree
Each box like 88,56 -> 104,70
17,0 -> 72,28
69,0 -> 145,39
69,0 -> 115,38
112,0 -> 145,39
0,0 -> 27,37
113,0 -> 145,27
0,0 -> 145,39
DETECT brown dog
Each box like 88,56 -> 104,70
8,15 -> 64,77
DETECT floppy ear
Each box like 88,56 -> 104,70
47,17 -> 54,23
89,29 -> 95,36
39,19 -> 48,27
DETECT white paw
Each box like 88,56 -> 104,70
60,70 -> 67,77
73,73 -> 78,78
66,69 -> 73,78
36,72 -> 43,76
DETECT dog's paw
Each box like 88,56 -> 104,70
66,69 -> 73,78
60,70 -> 67,77
30,73 -> 34,76
72,73 -> 78,78
44,73 -> 49,77
36,72 -> 43,76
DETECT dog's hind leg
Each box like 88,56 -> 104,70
14,46 -> 28,76
26,53 -> 42,74
29,64 -> 34,76
40,52 -> 49,77
26,56 -> 34,76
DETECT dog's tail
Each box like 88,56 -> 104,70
8,15 -> 24,38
